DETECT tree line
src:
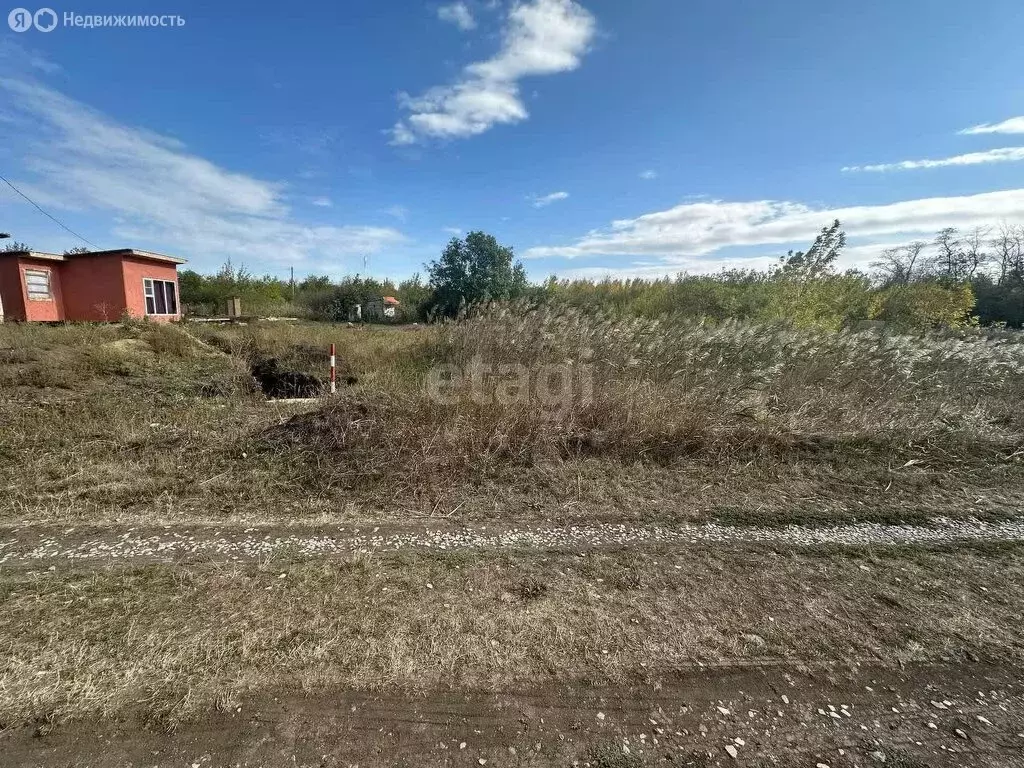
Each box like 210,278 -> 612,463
870,224 -> 1024,327
177,232 -> 522,322
169,223 -> 1023,329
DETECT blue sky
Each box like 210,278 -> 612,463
2,0 -> 1024,281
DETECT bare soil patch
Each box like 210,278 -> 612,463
5,662 -> 1023,767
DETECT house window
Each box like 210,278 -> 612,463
143,278 -> 178,316
24,269 -> 52,301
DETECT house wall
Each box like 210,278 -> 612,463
0,254 -> 183,323
0,259 -> 26,321
121,257 -> 181,321
60,253 -> 127,322
12,258 -> 66,322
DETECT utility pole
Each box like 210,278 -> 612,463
290,266 -> 295,301
362,254 -> 368,274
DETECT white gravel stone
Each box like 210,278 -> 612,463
4,516 -> 1024,564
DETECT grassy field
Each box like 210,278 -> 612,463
2,311 -> 1023,528
2,311 -> 1024,761
4,543 -> 1024,727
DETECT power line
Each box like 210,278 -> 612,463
0,173 -> 101,249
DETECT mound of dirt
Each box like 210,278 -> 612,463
100,338 -> 154,356
260,398 -> 372,446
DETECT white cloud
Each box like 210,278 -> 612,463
383,205 -> 409,221
437,2 -> 476,30
0,38 -> 61,74
959,116 -> 1024,135
639,169 -> 657,180
310,196 -> 333,207
550,240 -> 911,280
442,226 -> 464,235
524,189 -> 1024,266
390,122 -> 418,145
531,190 -> 569,207
843,147 -> 1024,172
394,80 -> 527,143
0,79 -> 406,272
391,0 -> 596,144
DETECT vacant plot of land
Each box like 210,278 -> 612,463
2,313 -> 1023,766
2,315 -> 1022,528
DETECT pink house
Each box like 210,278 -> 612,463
0,248 -> 186,323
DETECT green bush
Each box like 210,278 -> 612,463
870,282 -> 976,329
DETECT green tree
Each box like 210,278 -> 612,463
1,241 -> 30,252
177,269 -> 211,310
397,273 -> 434,321
177,260 -> 291,316
870,281 -> 976,329
777,219 -> 845,279
427,231 -> 528,317
762,220 -> 873,329
304,275 -> 399,321
298,275 -> 333,292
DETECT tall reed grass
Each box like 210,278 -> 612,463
268,303 -> 1024,492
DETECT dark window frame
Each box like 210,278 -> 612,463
143,278 -> 179,316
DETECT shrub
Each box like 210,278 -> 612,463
143,325 -> 195,357
871,281 -> 976,329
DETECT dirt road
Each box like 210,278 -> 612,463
7,662 -> 1024,767
6,519 -> 1024,766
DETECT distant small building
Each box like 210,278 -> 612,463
0,248 -> 185,323
372,296 -> 401,319
351,296 -> 401,322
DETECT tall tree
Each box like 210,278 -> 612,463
428,231 -> 528,316
778,219 -> 845,279
872,241 -> 928,286
990,224 -> 1024,285
932,227 -> 968,283
961,226 -> 990,281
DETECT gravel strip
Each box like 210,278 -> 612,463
2,517 -> 1024,564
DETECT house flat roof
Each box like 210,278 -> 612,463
0,248 -> 187,265
6,250 -> 66,262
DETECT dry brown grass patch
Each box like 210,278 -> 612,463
3,543 -> 1024,726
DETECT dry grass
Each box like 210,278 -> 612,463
435,303 -> 1024,439
3,542 -> 1024,726
191,319 -> 432,388
2,315 -> 1024,732
253,305 -> 1024,515
2,314 -> 1022,526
